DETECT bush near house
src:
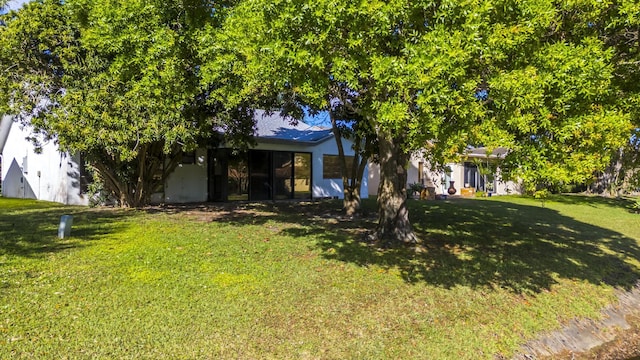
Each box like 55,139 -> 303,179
1,196 -> 639,359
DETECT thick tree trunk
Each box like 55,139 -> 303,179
372,132 -> 417,245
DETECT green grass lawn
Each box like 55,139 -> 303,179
1,195 -> 639,359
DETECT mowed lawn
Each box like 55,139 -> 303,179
1,195 -> 639,359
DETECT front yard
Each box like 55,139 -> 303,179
1,195 -> 639,359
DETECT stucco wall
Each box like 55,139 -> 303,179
368,150 -> 521,197
159,137 -> 369,203
254,138 -> 369,199
368,154 -> 446,197
163,148 -> 209,203
1,121 -> 88,205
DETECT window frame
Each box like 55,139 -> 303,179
322,154 -> 354,179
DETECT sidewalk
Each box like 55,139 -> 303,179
514,282 -> 640,359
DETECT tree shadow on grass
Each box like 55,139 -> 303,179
280,198 -> 640,294
546,193 -> 640,213
132,196 -> 640,295
145,199 -> 358,226
0,201 -> 131,260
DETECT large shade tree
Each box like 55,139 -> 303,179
0,0 -> 254,207
217,0 -> 632,244
588,1 -> 640,195
199,7 -> 376,216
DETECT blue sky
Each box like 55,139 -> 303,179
2,0 -> 29,13
303,109 -> 331,128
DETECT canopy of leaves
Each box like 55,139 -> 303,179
0,0 -> 255,205
602,0 -> 640,191
2,0 -> 636,209
1,0 -> 218,158
218,0 -> 634,192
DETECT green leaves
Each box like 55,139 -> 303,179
0,1 -> 76,115
0,0 -> 240,205
213,0 -> 636,197
2,0 -> 637,204
488,26 -> 629,189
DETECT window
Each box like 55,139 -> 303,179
228,152 -> 249,201
294,153 -> 311,199
181,151 -> 196,164
463,162 -> 485,190
464,162 -> 477,188
273,151 -> 293,200
323,155 -> 354,179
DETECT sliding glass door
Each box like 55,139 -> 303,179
273,151 -> 293,199
209,149 -> 312,201
249,150 -> 271,200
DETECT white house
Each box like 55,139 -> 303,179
368,147 -> 521,198
1,111 -> 368,205
0,115 -> 89,205
156,110 -> 368,203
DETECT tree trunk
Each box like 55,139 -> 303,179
372,132 -> 417,245
329,108 -> 363,216
89,142 -> 178,208
344,152 -> 369,216
344,184 -> 361,217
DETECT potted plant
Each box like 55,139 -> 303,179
485,182 -> 494,197
408,183 -> 424,199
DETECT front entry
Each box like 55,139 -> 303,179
208,149 -> 311,201
463,162 -> 486,191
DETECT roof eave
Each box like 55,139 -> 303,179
255,134 -> 334,146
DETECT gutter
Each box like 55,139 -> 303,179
0,115 -> 13,154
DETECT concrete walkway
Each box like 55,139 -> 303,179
514,283 -> 640,359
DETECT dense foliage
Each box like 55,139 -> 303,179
0,0 -> 253,206
1,0 -> 637,239
213,0 -> 634,243
591,2 -> 640,195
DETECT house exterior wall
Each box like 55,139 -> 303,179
253,138 -> 368,199
448,163 -> 465,195
162,148 -> 208,203
367,163 -> 380,196
160,137 -> 369,203
493,167 -> 522,195
2,117 -> 369,205
368,153 -> 445,197
446,161 -> 521,195
1,121 -> 88,205
368,150 -> 521,197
